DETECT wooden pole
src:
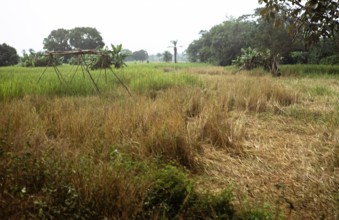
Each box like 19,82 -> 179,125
44,50 -> 105,56
40,50 -> 133,96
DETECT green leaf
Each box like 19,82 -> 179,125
117,44 -> 122,52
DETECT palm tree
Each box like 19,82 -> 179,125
169,40 -> 178,63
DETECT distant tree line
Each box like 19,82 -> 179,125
0,24 -> 184,67
122,49 -> 149,62
2,0 -> 337,68
186,14 -> 338,67
122,49 -> 177,63
0,27 -> 108,67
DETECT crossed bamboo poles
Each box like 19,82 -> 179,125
38,50 -> 132,97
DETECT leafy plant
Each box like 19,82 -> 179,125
144,165 -> 193,218
233,47 -> 261,70
233,47 -> 282,76
90,44 -> 130,69
259,0 -> 339,46
21,50 -> 63,67
143,165 -> 235,219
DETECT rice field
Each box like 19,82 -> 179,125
0,63 -> 338,219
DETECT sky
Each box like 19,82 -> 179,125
1,0 -> 261,55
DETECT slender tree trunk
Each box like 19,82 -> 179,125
174,47 -> 177,63
270,55 -> 281,77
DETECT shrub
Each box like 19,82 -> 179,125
232,47 -> 261,70
233,48 -> 281,76
289,51 -> 308,64
143,165 -> 235,219
21,50 -> 63,67
143,165 -> 193,218
319,55 -> 339,65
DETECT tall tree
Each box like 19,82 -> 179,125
186,38 -> 208,62
69,27 -> 105,50
186,20 -> 256,65
0,43 -> 19,66
121,49 -> 133,62
43,28 -> 71,51
44,27 -> 105,51
252,12 -> 298,67
169,40 -> 178,63
132,50 -> 149,62
258,0 -> 339,45
162,51 -> 173,62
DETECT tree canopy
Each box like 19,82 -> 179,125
162,51 -> 173,62
258,0 -> 339,45
186,20 -> 257,65
131,50 -> 149,62
0,43 -> 19,66
43,27 -> 105,52
69,27 -> 105,50
43,29 -> 71,52
186,5 -> 339,67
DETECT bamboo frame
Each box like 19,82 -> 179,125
38,50 -> 132,96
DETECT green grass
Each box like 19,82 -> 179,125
280,64 -> 339,77
284,105 -> 339,128
0,64 -> 203,99
309,85 -> 333,96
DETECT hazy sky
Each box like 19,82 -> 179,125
1,0 -> 261,55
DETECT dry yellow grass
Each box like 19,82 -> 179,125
194,74 -> 338,219
0,67 -> 337,219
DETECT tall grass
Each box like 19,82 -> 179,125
0,63 -> 337,219
0,65 -> 202,99
280,64 -> 339,77
0,90 -> 244,218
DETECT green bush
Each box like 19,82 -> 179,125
21,50 -> 63,67
144,165 -> 235,219
319,55 -> 339,65
144,165 -> 193,218
289,51 -> 308,64
280,64 -> 339,76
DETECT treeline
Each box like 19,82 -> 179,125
0,27 -> 150,67
186,11 -> 339,66
0,25 -> 164,67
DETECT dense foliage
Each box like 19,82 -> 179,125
162,51 -> 173,62
259,0 -> 339,45
69,27 -> 105,50
131,50 -> 149,62
20,49 -> 62,67
186,8 -> 339,68
90,44 -> 130,69
43,27 -> 105,52
0,43 -> 19,66
186,20 -> 255,65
